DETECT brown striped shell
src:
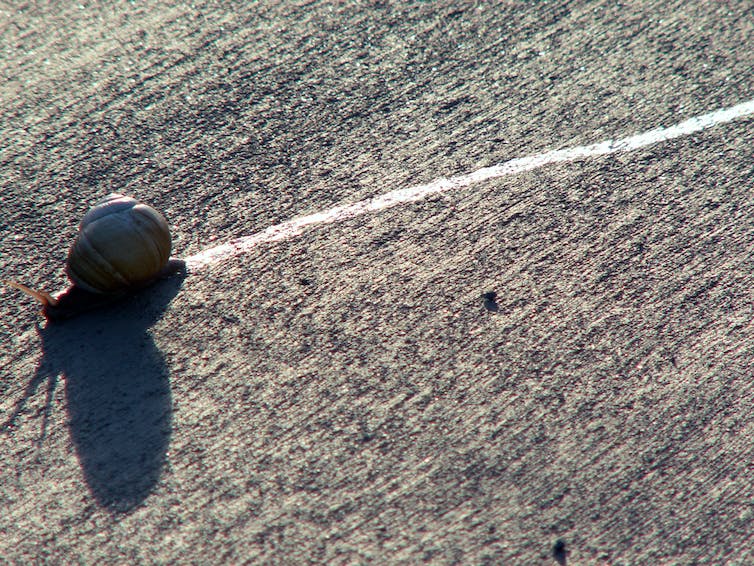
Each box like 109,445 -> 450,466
66,194 -> 172,294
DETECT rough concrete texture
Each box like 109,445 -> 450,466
2,1 -> 753,564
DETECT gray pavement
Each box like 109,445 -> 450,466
2,1 -> 754,563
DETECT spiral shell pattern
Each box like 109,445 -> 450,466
66,194 -> 172,294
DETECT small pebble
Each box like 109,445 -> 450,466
482,291 -> 499,312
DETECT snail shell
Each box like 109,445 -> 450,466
66,194 -> 172,294
4,193 -> 181,321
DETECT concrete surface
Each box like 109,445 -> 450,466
1,1 -> 753,563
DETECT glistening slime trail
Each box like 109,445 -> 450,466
184,98 -> 754,271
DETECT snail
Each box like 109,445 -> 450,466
4,193 -> 184,321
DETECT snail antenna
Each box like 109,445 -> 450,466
2,280 -> 59,307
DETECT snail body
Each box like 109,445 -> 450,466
4,193 -> 181,320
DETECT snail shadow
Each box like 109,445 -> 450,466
35,270 -> 185,513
